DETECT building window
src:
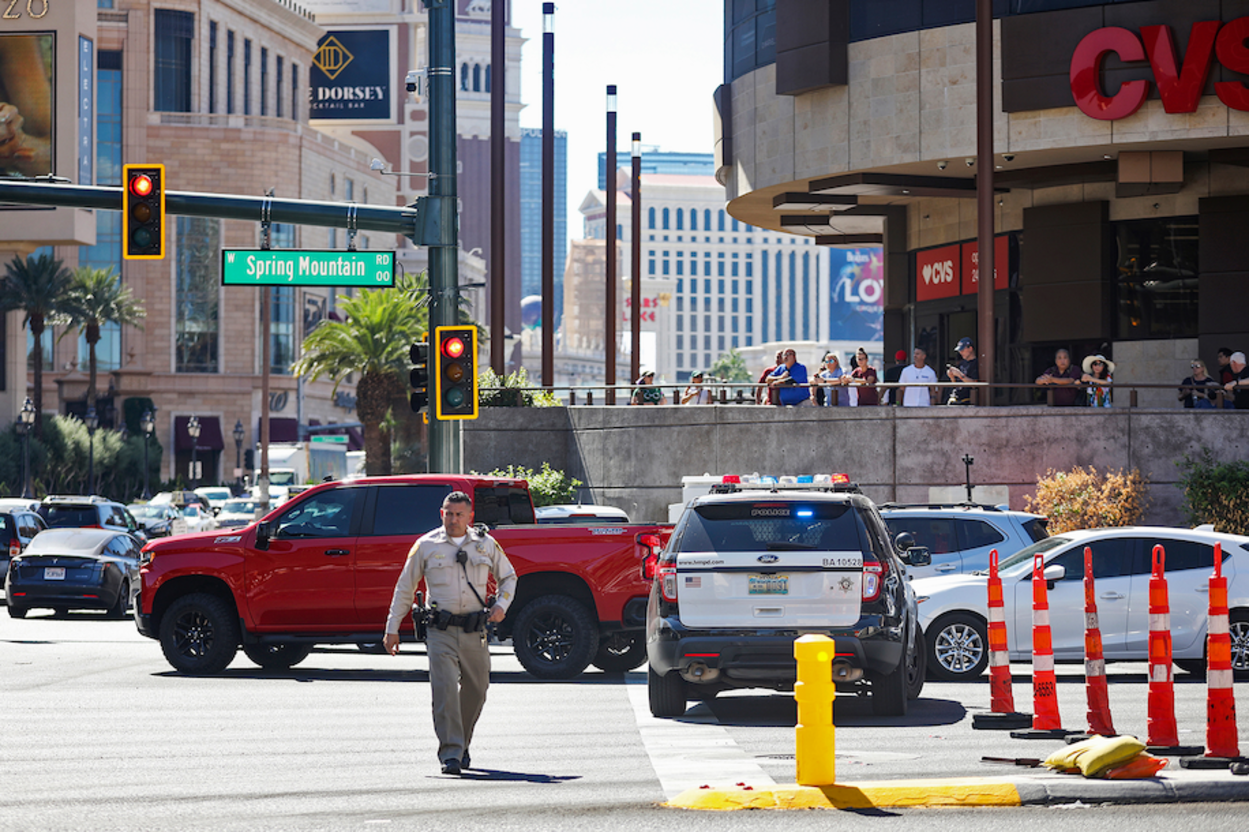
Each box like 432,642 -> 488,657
472,63 -> 481,92
732,317 -> 739,333
662,207 -> 670,230
718,279 -> 725,294
676,334 -> 684,350
704,336 -> 711,352
227,31 -> 235,114
648,258 -> 655,275
291,63 -> 298,120
746,297 -> 753,313
746,255 -> 753,278
208,22 -> 217,114
269,225 -> 298,374
676,297 -> 683,312
648,207 -> 655,229
276,56 -> 283,118
244,39 -> 252,115
704,315 -> 711,333
662,259 -> 669,276
718,210 -> 725,231
676,314 -> 683,332
1113,217 -> 1199,339
154,9 -> 194,113
802,252 -> 810,341
676,208 -> 684,230
704,279 -> 711,294
732,298 -> 738,313
718,336 -> 725,351
676,278 -> 683,294
718,298 -> 725,313
788,252 -> 797,340
485,64 -> 492,92
676,259 -> 683,276
260,47 -> 269,116
775,252 -> 783,340
690,209 -> 698,231
461,63 -> 469,91
718,316 -> 725,333
175,218 -> 221,373
732,217 -> 739,232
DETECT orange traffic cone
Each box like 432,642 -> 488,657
1146,545 -> 1202,756
973,549 -> 1030,730
1083,547 -> 1116,737
1011,553 -> 1069,739
1182,543 -> 1245,767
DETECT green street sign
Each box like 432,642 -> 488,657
221,249 -> 395,287
311,435 -> 349,443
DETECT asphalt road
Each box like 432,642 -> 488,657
3,611 -> 1248,832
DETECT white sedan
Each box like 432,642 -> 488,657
178,503 -> 218,534
913,527 -> 1249,682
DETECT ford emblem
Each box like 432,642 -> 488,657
757,554 -> 780,564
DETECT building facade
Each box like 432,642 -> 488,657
519,127 -> 567,326
718,0 -> 1249,407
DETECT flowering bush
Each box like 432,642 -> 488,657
1023,466 -> 1149,534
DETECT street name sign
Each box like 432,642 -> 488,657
221,250 -> 395,287
311,435 -> 349,443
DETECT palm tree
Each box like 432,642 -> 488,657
292,283 -> 425,476
1,253 -> 75,438
65,266 -> 146,409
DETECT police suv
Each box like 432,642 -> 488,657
646,478 -> 930,718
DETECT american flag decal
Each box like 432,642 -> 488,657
684,576 -> 701,588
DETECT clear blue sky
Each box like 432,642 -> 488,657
510,0 -> 725,235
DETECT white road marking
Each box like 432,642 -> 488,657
626,679 -> 777,800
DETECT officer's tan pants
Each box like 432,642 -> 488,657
426,625 -> 490,763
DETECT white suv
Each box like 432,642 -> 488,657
879,503 -> 1048,580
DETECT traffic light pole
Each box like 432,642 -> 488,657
424,0 -> 462,474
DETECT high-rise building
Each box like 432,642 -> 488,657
519,127 -> 567,326
597,150 -> 714,189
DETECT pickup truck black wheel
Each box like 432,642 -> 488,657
591,632 -> 647,673
512,594 -> 599,679
7,604 -> 27,619
648,665 -> 688,717
159,593 -> 240,675
906,626 -> 926,700
242,642 -> 314,670
872,630 -> 909,717
926,613 -> 988,682
107,580 -> 130,619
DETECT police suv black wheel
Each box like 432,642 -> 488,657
159,593 -> 240,675
243,642 -> 313,670
906,626 -> 926,700
512,594 -> 599,679
648,665 -> 688,718
871,630 -> 909,717
592,632 -> 647,673
926,613 -> 989,682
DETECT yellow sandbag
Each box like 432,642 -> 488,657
1042,737 -> 1102,771
1075,735 -> 1146,777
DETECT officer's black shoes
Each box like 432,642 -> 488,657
461,750 -> 471,770
441,758 -> 462,776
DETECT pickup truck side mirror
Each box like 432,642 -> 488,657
902,546 -> 931,567
255,521 -> 272,550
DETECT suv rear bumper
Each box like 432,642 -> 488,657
648,615 -> 905,685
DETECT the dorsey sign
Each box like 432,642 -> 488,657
309,28 -> 395,123
1071,18 -> 1249,120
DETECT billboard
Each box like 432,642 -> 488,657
309,28 -> 395,124
827,247 -> 883,344
0,32 -> 54,178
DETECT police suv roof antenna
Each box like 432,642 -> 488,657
963,454 -> 975,503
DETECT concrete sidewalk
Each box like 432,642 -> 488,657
666,765 -> 1249,810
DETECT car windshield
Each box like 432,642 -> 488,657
199,489 -> 231,501
674,501 -> 865,553
222,500 -> 256,514
995,536 -> 1071,574
180,506 -> 199,517
129,506 -> 164,519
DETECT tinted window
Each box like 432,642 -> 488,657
883,517 -> 957,554
958,519 -> 1007,549
0,515 -> 12,542
675,501 -> 866,553
1045,538 -> 1138,581
473,486 -> 536,526
369,485 -> 451,537
44,506 -> 102,528
1022,517 -> 1049,542
1152,538 -> 1218,573
274,489 -> 359,539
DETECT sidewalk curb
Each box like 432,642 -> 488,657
666,772 -> 1249,811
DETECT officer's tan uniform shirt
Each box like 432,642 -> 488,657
385,526 -> 517,634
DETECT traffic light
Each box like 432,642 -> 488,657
410,341 -> 429,413
123,164 -> 166,260
433,326 -> 478,420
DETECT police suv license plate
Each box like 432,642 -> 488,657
748,574 -> 788,595
44,567 -> 65,581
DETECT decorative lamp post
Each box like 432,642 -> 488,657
85,407 -> 99,496
140,408 -> 155,500
233,419 -> 245,494
187,415 -> 201,487
17,397 -> 36,499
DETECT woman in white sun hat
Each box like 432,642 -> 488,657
1080,354 -> 1115,408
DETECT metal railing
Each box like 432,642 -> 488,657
478,381 -> 1239,409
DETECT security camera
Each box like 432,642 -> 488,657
369,158 -> 385,171
1003,153 -> 1015,162
964,158 -> 975,167
405,70 -> 419,94
937,161 -> 948,171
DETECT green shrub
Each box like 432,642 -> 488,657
1175,448 -> 1249,536
477,367 -> 560,408
475,462 -> 582,507
1023,466 -> 1149,534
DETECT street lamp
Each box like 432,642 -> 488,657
187,415 -> 201,488
85,406 -> 99,496
232,419 -> 245,495
17,397 -> 35,499
140,408 -> 155,500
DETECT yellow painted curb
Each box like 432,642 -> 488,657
666,778 -> 1022,811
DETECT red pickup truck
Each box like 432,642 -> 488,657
134,475 -> 671,678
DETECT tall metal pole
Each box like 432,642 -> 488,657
259,288 -> 271,514
976,0 -> 995,404
427,0 -> 462,473
541,3 -> 555,387
490,0 -> 506,375
630,132 -> 642,385
605,85 -> 618,405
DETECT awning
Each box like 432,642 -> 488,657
175,416 -> 224,452
263,417 -> 300,443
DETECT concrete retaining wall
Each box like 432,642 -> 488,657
463,406 -> 1249,525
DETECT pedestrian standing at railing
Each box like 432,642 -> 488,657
1225,351 -> 1249,411
1179,360 -> 1220,409
898,347 -> 938,407
1081,354 -> 1114,408
767,348 -> 811,407
1035,348 -> 1083,406
1216,347 -> 1238,408
881,350 -> 907,406
945,337 -> 979,405
630,370 -> 667,405
814,354 -> 846,406
680,371 -> 713,405
845,346 -> 879,406
756,350 -> 783,405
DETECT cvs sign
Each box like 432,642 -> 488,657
1071,18 -> 1249,120
915,244 -> 960,302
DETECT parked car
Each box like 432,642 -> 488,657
535,504 -> 631,524
214,499 -> 260,529
128,504 -> 189,538
38,496 -> 148,544
0,498 -> 43,513
879,503 -> 1048,580
194,487 -> 234,516
178,503 -> 218,534
6,527 -> 142,618
2,508 -> 47,580
913,527 -> 1249,682
646,481 -> 929,718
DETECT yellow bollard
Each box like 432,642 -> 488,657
794,634 -> 837,786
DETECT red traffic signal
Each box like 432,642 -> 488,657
123,164 -> 166,260
433,326 -> 477,421
129,174 -> 153,197
441,336 -> 466,359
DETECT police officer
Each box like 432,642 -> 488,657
383,491 -> 517,776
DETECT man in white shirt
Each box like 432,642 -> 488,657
898,347 -> 938,406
